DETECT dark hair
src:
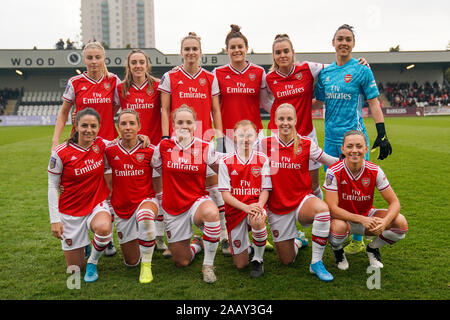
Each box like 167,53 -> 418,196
122,48 -> 158,97
225,24 -> 248,48
67,108 -> 101,145
117,108 -> 140,126
333,24 -> 355,41
342,130 -> 367,146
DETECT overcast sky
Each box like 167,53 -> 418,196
1,0 -> 449,53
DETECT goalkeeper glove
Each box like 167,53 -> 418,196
371,123 -> 392,160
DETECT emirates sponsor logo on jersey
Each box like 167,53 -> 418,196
362,177 -> 370,187
342,189 -> 371,201
251,166 -> 261,177
199,78 -> 206,86
276,85 -> 305,98
234,240 -> 241,248
75,159 -> 103,175
92,145 -> 100,154
295,72 -> 303,80
136,153 -> 145,162
115,164 -> 144,176
344,74 -> 352,83
249,73 -> 256,81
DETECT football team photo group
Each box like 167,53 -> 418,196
47,23 -> 410,288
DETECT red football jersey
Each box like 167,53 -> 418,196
152,137 -> 219,215
105,140 -> 156,219
213,62 -> 266,137
257,134 -> 326,215
116,80 -> 162,145
47,137 -> 110,217
266,62 -> 324,136
157,67 -> 219,141
323,160 -> 390,216
218,151 -> 272,231
63,72 -> 120,140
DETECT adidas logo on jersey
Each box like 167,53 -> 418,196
178,80 -> 184,84
71,156 -> 77,161
231,170 -> 238,176
341,180 -> 347,185
167,148 -> 172,152
273,80 -> 278,84
225,75 -> 231,79
114,156 -> 120,160
81,86 -> 87,90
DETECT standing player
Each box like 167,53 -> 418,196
213,24 -> 273,253
116,49 -> 170,258
151,105 -> 222,283
52,41 -> 121,256
52,41 -> 121,147
48,108 -> 112,283
158,32 -> 228,256
266,34 -> 369,200
324,131 -> 407,270
213,24 -> 271,152
257,103 -> 339,282
104,109 -> 159,283
314,24 -> 392,254
218,120 -> 272,278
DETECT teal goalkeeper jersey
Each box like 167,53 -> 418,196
314,58 -> 379,145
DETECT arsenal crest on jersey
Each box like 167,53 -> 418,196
136,153 -> 145,162
273,230 -> 279,238
344,74 -> 352,83
362,177 -> 370,187
249,73 -> 256,81
118,232 -> 123,240
92,145 -> 100,153
104,82 -> 111,90
146,86 -> 154,96
199,78 -> 206,86
251,166 -> 261,177
295,72 -> 303,80
234,240 -> 241,248
65,238 -> 72,247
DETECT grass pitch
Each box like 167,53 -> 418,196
0,116 -> 449,300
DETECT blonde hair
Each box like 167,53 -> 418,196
275,103 -> 302,157
172,104 -> 197,124
181,32 -> 202,51
83,41 -> 110,78
233,119 -> 257,132
270,34 -> 295,72
121,49 -> 159,97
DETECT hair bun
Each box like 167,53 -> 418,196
230,24 -> 241,32
275,33 -> 290,40
188,32 -> 197,37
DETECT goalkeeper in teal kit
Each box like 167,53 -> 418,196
314,24 -> 392,254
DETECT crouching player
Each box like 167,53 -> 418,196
105,109 -> 158,283
218,120 -> 272,278
324,130 -> 408,270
